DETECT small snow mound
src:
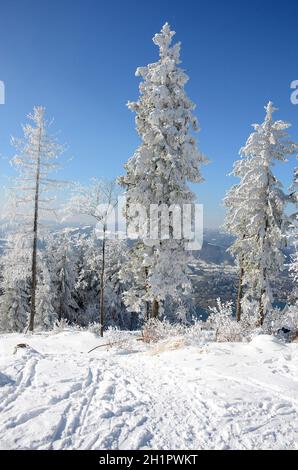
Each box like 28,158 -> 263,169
250,334 -> 284,349
251,334 -> 278,343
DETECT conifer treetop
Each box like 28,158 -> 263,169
152,23 -> 178,60
119,23 -> 205,311
241,101 -> 297,165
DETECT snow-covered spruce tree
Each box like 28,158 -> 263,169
119,241 -> 151,320
102,239 -> 132,329
74,231 -> 105,326
0,231 -> 56,331
119,23 -> 205,319
0,232 -> 31,332
224,156 -> 254,322
224,102 -> 297,325
289,162 -> 298,305
35,249 -> 57,330
46,230 -> 79,324
11,107 -> 64,331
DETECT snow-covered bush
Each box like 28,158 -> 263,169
207,298 -> 243,342
51,320 -> 83,335
141,317 -> 213,354
141,318 -> 186,343
207,298 -> 273,342
52,318 -> 70,332
263,304 -> 298,339
87,322 -> 102,336
262,307 -> 282,335
184,319 -> 210,346
282,304 -> 298,332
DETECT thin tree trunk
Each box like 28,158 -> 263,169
258,271 -> 267,326
258,215 -> 269,326
59,254 -> 66,322
144,267 -> 150,321
259,296 -> 265,326
58,293 -> 63,322
28,125 -> 42,332
236,234 -> 246,322
152,299 -> 159,319
236,263 -> 244,322
100,225 -> 106,337
146,301 -> 150,321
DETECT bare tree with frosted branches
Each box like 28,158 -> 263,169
65,178 -> 119,336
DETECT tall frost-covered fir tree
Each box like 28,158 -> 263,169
119,23 -> 205,319
11,107 -> 64,331
224,102 -> 297,325
224,157 -> 252,321
0,233 -> 31,332
289,244 -> 298,304
0,232 -> 57,332
289,162 -> 298,304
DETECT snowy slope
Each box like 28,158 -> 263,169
0,331 -> 297,450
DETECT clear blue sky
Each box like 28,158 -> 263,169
0,0 -> 297,227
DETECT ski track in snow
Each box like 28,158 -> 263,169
0,332 -> 297,450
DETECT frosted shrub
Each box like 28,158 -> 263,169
282,304 -> 298,332
88,322 -> 102,336
142,318 -> 186,343
52,318 -> 70,333
176,305 -> 188,323
184,319 -> 209,346
262,308 -> 282,335
51,319 -> 83,335
263,305 -> 298,339
207,298 -> 243,342
142,318 -> 210,349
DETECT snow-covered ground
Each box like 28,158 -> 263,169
0,330 -> 297,450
